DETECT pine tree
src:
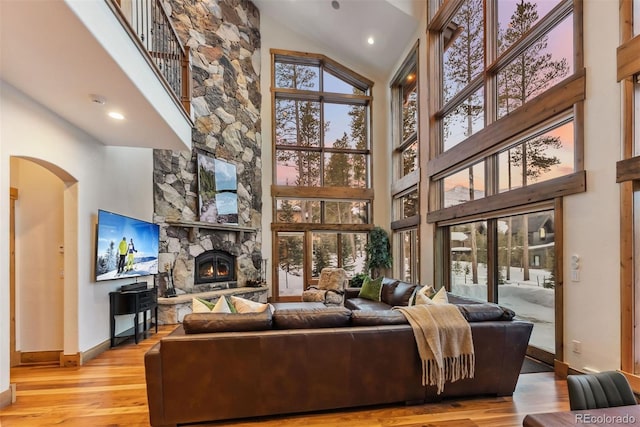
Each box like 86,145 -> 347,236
278,199 -> 296,223
442,0 -> 484,285
348,101 -> 367,187
278,233 -> 303,289
497,0 -> 569,282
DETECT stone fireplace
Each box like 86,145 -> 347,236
194,249 -> 236,286
152,0 -> 263,298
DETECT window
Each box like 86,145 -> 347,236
618,1 -> 640,378
271,50 -> 374,300
397,229 -> 419,283
391,45 -> 420,283
428,0 -> 583,362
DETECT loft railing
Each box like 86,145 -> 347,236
110,0 -> 191,115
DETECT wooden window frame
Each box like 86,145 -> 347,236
270,49 -> 375,301
390,44 -> 421,284
427,0 -> 584,364
618,0 -> 640,382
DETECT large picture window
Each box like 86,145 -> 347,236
428,0 -> 583,362
391,45 -> 420,283
271,50 -> 374,301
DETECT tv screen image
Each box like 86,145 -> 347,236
95,210 -> 159,281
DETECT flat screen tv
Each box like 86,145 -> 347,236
95,209 -> 159,282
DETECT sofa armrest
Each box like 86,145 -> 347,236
344,287 -> 361,299
145,342 -> 170,427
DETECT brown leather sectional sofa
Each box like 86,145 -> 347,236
145,287 -> 533,427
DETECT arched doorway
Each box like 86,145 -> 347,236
10,157 -> 78,366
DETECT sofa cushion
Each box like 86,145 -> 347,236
447,293 -> 485,305
358,276 -> 383,301
379,278 -> 400,304
350,309 -> 408,326
183,309 -> 273,334
456,303 -> 516,322
301,287 -> 327,302
386,281 -> 418,306
344,297 -> 391,311
271,302 -> 326,311
273,306 -> 351,329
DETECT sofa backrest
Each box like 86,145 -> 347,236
183,309 -> 273,334
273,306 -> 351,329
380,278 -> 417,307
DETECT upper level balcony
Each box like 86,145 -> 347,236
0,0 -> 193,151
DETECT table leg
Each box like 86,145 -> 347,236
134,312 -> 139,344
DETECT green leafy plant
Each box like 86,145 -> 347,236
350,273 -> 369,288
365,226 -> 392,278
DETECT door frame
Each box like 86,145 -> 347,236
10,187 -> 19,367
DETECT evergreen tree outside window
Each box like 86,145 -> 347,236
271,50 -> 373,299
429,0 -> 583,362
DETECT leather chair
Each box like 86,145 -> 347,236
301,267 -> 347,305
567,371 -> 637,410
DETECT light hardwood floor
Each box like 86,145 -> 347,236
0,325 -> 569,426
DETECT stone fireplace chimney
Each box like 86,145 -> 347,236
153,0 -> 262,296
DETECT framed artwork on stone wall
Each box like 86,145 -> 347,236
197,153 -> 239,224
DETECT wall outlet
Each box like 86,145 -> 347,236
572,340 -> 582,354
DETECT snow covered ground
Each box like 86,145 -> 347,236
97,259 -> 158,281
452,262 -> 554,352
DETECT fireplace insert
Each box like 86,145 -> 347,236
194,250 -> 236,284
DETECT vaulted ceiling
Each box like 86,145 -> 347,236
252,0 -> 425,80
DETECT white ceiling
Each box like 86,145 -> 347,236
0,1 -> 190,151
0,0 -> 422,151
252,0 -> 424,80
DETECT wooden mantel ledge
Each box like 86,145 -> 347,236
166,219 -> 257,233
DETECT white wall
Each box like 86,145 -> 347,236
0,81 -> 155,391
259,14 -> 392,295
563,0 -> 621,372
11,158 -> 65,352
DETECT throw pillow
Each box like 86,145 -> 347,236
192,296 -> 236,313
413,285 -> 436,305
318,268 -> 347,291
431,286 -> 449,304
358,276 -> 383,301
230,295 -> 269,313
212,296 -> 236,313
192,297 -> 215,313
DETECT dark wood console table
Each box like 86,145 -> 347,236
109,283 -> 158,347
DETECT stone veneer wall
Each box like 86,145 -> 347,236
153,0 -> 262,294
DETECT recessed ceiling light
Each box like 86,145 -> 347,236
367,37 -> 375,45
108,111 -> 125,120
331,0 -> 340,10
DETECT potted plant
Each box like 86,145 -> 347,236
349,272 -> 369,288
365,226 -> 392,278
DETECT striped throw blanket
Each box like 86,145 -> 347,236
394,304 -> 475,394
